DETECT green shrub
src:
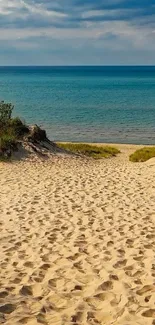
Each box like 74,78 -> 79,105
0,101 -> 14,124
9,118 -> 29,137
129,147 -> 155,162
0,134 -> 17,152
57,143 -> 120,159
0,101 -> 30,160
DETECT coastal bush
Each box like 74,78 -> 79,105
130,147 -> 155,162
0,102 -> 28,136
57,143 -> 120,158
8,118 -> 29,137
0,101 -> 29,159
0,134 -> 17,150
0,101 -> 14,125
0,134 -> 17,160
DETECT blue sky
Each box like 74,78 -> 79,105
0,0 -> 155,65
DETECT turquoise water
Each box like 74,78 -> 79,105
0,66 -> 155,144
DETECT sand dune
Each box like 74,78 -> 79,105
0,146 -> 155,325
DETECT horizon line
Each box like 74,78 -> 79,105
0,64 -> 155,67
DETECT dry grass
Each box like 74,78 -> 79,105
129,147 -> 155,162
57,143 -> 120,159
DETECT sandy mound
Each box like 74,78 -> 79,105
145,157 -> 155,166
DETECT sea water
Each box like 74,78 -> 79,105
0,66 -> 155,144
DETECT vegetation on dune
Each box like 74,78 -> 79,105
130,147 -> 155,162
0,101 -> 29,159
0,134 -> 17,151
0,101 -> 56,161
8,117 -> 29,137
0,100 -> 120,161
57,142 -> 120,158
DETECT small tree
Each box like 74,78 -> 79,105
0,101 -> 14,124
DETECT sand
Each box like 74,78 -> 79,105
0,144 -> 155,325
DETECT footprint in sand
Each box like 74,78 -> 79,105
109,274 -> 119,281
0,303 -> 16,314
24,261 -> 34,268
18,317 -> 31,324
113,259 -> 127,269
40,263 -> 51,271
48,278 -> 57,288
36,312 -> 47,324
13,277 -> 22,284
136,285 -> 155,296
72,284 -> 83,291
0,291 -> 9,298
142,309 -> 155,317
144,295 -> 151,303
71,312 -> 83,323
98,280 -> 113,291
20,285 -> 33,296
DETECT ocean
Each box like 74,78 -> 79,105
0,66 -> 155,144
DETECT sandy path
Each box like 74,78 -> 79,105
0,149 -> 155,325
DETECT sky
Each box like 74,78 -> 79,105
0,0 -> 155,65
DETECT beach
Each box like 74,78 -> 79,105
0,144 -> 155,325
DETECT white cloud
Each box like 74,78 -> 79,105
0,0 -> 66,17
20,0 -> 66,17
0,0 -> 155,64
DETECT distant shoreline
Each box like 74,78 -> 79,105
58,142 -> 155,147
0,65 -> 155,67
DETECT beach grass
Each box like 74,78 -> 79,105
57,143 -> 120,159
129,147 -> 155,162
0,134 -> 17,150
0,133 -> 18,161
0,117 -> 29,160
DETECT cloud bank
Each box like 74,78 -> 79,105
0,0 -> 155,65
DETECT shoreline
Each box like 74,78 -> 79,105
58,141 -> 155,147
